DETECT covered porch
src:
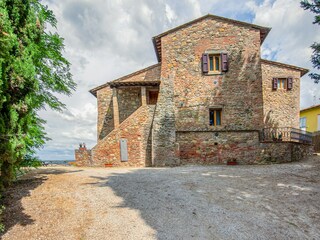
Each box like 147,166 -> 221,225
109,81 -> 160,129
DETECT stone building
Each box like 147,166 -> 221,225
75,14 -> 312,167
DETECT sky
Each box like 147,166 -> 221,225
37,0 -> 320,160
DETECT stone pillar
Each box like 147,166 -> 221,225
152,73 -> 179,166
112,88 -> 120,128
141,86 -> 147,106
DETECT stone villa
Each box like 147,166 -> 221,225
75,14 -> 312,167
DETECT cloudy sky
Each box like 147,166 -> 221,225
37,0 -> 320,160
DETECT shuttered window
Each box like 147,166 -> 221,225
287,77 -> 293,90
209,55 -> 220,73
277,78 -> 287,89
202,53 -> 209,73
272,77 -> 293,91
202,52 -> 228,74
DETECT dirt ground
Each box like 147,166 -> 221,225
1,156 -> 320,240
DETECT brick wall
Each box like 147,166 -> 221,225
91,105 -> 155,167
262,61 -> 301,128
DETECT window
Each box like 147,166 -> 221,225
209,54 -> 221,73
300,117 -> 306,131
202,53 -> 228,74
272,77 -> 293,90
277,78 -> 287,89
209,109 -> 222,126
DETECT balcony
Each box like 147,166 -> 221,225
261,127 -> 313,145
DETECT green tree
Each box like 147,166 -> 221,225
0,0 -> 75,189
301,0 -> 320,83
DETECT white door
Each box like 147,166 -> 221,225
318,115 -> 320,131
120,139 -> 128,162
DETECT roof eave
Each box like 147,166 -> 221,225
260,28 -> 271,44
152,14 -> 271,62
89,83 -> 110,97
300,104 -> 320,112
109,81 -> 161,88
89,63 -> 161,97
261,59 -> 309,77
152,37 -> 161,63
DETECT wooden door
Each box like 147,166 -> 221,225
148,91 -> 158,105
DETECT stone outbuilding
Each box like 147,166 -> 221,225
75,14 -> 312,167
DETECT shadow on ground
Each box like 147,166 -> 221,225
0,168 -> 82,236
88,158 -> 320,239
88,167 -> 253,239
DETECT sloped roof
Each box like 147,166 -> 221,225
152,14 -> 271,62
89,63 -> 161,97
261,59 -> 309,77
300,104 -> 320,112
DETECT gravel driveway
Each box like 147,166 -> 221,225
2,156 -> 320,240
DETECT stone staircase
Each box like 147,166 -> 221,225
91,105 -> 156,167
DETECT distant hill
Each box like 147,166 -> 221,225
41,160 -> 74,165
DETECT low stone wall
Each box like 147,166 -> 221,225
259,142 -> 313,164
176,130 -> 313,165
75,148 -> 92,166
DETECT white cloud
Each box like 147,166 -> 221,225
57,103 -> 96,123
165,4 -> 177,23
248,0 -> 320,108
37,0 -> 320,160
38,0 -> 203,160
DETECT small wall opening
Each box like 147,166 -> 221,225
147,89 -> 159,105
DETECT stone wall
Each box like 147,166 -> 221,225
97,87 -> 114,141
152,73 -> 180,166
259,142 -> 313,164
115,64 -> 161,83
261,61 -> 301,128
75,148 -> 92,166
177,131 -> 313,165
89,16 -> 308,168
117,87 -> 142,124
160,17 -> 264,132
177,131 -> 261,164
95,64 -> 161,142
91,105 -> 155,167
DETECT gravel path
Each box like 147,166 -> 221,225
2,156 -> 320,240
